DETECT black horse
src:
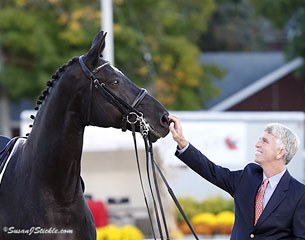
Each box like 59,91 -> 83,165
0,31 -> 169,240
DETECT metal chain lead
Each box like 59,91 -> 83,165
139,117 -> 150,137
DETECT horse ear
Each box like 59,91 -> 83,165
84,31 -> 107,67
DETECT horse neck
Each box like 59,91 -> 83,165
25,70 -> 87,202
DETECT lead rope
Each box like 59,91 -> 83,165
138,115 -> 168,238
143,135 -> 167,239
149,148 -> 199,240
131,123 -> 157,239
130,117 -> 165,239
129,114 -> 199,240
144,136 -> 170,239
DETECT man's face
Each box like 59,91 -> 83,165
255,131 -> 281,165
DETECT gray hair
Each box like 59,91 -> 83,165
264,123 -> 300,165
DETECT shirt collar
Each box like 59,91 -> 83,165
263,169 -> 286,189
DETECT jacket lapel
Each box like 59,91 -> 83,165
256,170 -> 290,226
249,178 -> 263,225
240,169 -> 262,227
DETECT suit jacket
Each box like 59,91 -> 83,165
176,143 -> 305,239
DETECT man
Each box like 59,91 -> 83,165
168,115 -> 305,239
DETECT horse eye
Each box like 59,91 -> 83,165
111,80 -> 119,86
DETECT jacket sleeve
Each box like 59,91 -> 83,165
292,192 -> 305,239
176,143 -> 243,197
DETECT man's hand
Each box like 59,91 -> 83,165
168,115 -> 188,149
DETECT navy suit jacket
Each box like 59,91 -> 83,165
176,144 -> 305,239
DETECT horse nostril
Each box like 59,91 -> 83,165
160,113 -> 169,128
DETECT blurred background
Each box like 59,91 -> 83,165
1,0 -> 305,239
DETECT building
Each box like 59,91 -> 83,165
202,52 -> 305,111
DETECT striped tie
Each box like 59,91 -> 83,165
254,178 -> 269,225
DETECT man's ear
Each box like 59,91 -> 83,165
276,148 -> 286,161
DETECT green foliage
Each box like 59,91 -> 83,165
113,0 -> 220,110
199,0 -> 282,51
250,0 -> 305,59
0,0 -> 100,100
175,197 -> 201,224
250,0 -> 304,28
198,196 -> 234,214
0,0 -> 221,110
175,196 -> 234,224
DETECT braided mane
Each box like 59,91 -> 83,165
26,57 -> 79,136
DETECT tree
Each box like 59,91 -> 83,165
0,0 -> 100,100
250,0 -> 305,59
0,0 -> 221,110
113,0 -> 222,109
199,0 -> 284,51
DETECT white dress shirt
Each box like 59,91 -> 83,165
262,169 -> 286,209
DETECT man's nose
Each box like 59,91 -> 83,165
255,140 -> 261,148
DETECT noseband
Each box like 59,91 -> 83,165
78,55 -> 148,134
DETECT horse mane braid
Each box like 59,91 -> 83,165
26,57 -> 79,136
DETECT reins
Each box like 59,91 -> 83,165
130,117 -> 199,239
78,56 -> 199,239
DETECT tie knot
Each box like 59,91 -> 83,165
262,178 -> 269,188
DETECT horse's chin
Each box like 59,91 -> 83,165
149,134 -> 159,143
148,127 -> 167,143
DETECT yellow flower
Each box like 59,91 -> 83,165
96,225 -> 121,240
191,212 -> 217,227
96,225 -> 144,240
120,225 -> 144,240
216,211 -> 235,225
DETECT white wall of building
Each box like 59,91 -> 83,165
21,110 -> 305,203
157,111 -> 305,200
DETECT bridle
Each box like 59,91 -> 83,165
78,55 -> 198,240
79,55 -> 149,134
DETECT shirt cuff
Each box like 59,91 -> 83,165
176,142 -> 190,155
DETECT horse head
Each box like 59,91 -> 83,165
78,31 -> 169,142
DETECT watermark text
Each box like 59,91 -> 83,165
2,226 -> 73,235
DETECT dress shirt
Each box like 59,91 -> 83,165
262,169 -> 286,209
176,143 -> 190,154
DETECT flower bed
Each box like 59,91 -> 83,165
96,225 -> 144,240
176,196 -> 234,236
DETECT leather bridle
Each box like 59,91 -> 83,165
79,55 -> 148,133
